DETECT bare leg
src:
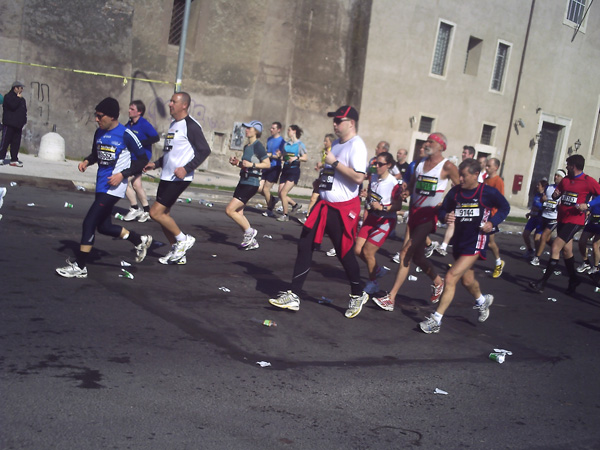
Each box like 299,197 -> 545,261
150,202 -> 179,245
225,197 -> 251,231
435,254 -> 480,315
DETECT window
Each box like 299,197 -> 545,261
566,0 -> 586,24
480,124 -> 496,146
490,41 -> 511,92
431,21 -> 454,76
168,0 -> 187,46
464,36 -> 483,76
419,116 -> 435,134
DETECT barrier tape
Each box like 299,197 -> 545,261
0,59 -> 174,86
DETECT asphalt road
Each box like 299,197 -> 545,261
1,175 -> 599,449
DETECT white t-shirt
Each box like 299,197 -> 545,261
320,135 -> 368,203
161,116 -> 204,182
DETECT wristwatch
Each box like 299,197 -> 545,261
252,163 -> 256,169
332,160 -> 340,169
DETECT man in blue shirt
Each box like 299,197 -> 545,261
259,122 -> 285,217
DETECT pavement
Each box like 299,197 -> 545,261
0,153 -> 529,231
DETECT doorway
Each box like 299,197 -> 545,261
528,122 -> 563,204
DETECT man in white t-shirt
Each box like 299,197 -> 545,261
269,105 -> 369,318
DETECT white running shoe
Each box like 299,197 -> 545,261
363,280 -> 380,294
392,252 -> 400,264
123,207 -> 143,221
137,211 -> 151,223
240,228 -> 258,248
530,256 -> 540,266
425,241 -> 438,258
245,239 -> 259,250
159,244 -> 176,264
170,234 -> 195,262
269,290 -> 300,311
0,187 -> 6,209
56,259 -> 88,278
326,248 -> 337,257
345,292 -> 369,318
159,247 -> 187,265
135,235 -> 153,263
474,294 -> 494,322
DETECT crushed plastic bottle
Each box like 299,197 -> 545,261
520,245 -> 526,251
416,266 -> 423,273
199,199 -> 214,207
547,297 -> 557,302
319,296 -> 334,304
10,182 -> 18,187
252,318 -> 277,327
27,203 -> 35,207
408,275 -> 418,281
64,202 -> 74,208
114,212 -> 124,220
119,269 -> 134,279
76,185 -> 86,191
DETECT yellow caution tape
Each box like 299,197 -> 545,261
0,59 -> 174,86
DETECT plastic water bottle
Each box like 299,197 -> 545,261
114,212 -> 124,220
64,202 -> 74,208
199,199 -> 214,207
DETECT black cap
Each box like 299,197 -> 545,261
95,97 -> 120,119
327,105 -> 359,121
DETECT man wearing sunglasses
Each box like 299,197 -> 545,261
269,105 -> 369,318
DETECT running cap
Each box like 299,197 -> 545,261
242,120 -> 263,133
427,133 -> 447,151
327,105 -> 359,122
555,169 -> 567,178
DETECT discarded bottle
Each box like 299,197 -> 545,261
408,275 -> 418,281
115,212 -> 124,220
64,202 -> 74,209
489,352 -> 505,363
185,198 -> 192,203
199,199 -> 214,207
319,296 -> 333,304
76,185 -> 86,191
262,319 -> 277,327
10,182 -> 18,187
416,266 -> 423,273
120,269 -> 134,279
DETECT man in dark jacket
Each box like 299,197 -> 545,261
0,81 -> 28,167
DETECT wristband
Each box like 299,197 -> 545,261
332,160 -> 340,169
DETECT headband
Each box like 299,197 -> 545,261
428,133 -> 447,150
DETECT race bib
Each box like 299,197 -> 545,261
542,200 -> 558,211
97,144 -> 117,166
164,132 -> 175,152
318,167 -> 334,191
367,190 -> 383,210
415,175 -> 438,196
455,203 -> 480,218
561,191 -> 578,206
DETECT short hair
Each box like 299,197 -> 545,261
289,124 -> 303,139
324,133 -> 335,143
272,122 -> 282,131
376,151 -> 395,167
378,141 -> 390,151
397,148 -> 407,156
178,91 -> 191,108
459,158 -> 481,175
488,157 -> 500,168
130,100 -> 146,116
463,146 -> 476,157
566,154 -> 585,171
538,179 -> 549,190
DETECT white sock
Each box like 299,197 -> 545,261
122,233 -> 130,240
496,258 -> 502,266
244,227 -> 254,234
175,232 -> 186,242
433,312 -> 443,323
475,294 -> 485,305
440,243 -> 448,251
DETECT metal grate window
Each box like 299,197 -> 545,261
567,0 -> 586,24
168,0 -> 186,46
431,22 -> 453,76
491,42 -> 510,91
419,116 -> 435,134
481,124 -> 496,146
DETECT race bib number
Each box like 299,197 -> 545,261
164,132 -> 175,152
318,167 -> 334,191
367,190 -> 382,210
415,175 -> 438,196
455,202 -> 480,219
542,200 -> 558,211
97,144 -> 117,166
561,191 -> 578,206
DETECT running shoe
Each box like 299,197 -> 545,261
9,160 -> 23,167
430,279 -> 445,303
326,248 -> 337,257
135,235 -> 153,263
240,228 -> 258,248
474,294 -> 494,322
123,207 -> 143,221
375,265 -> 390,279
137,211 -> 151,223
419,314 -> 441,334
291,203 -> 302,213
56,259 -> 88,278
171,234 -> 195,261
577,261 -> 591,273
245,238 -> 259,250
372,293 -> 394,311
492,260 -> 505,278
268,290 -> 300,311
345,291 -> 369,318
0,187 -> 6,209
262,210 -> 275,218
530,256 -> 540,266
299,217 -> 307,224
363,280 -> 380,294
425,241 -> 438,258
435,246 -> 448,256
392,252 -> 400,264
277,214 -> 289,222
159,247 -> 187,265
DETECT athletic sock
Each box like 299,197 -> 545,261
496,258 -> 502,266
143,205 -> 150,212
131,204 -> 139,210
126,230 -> 142,246
75,250 -> 89,270
440,243 -> 448,251
475,294 -> 485,305
564,256 -> 576,278
175,232 -> 186,242
541,258 -> 559,283
433,311 -> 443,323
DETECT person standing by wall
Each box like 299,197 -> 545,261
0,81 -> 27,167
226,120 -> 271,250
122,100 -> 160,223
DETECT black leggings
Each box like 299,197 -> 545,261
292,204 -> 362,296
81,192 -> 122,245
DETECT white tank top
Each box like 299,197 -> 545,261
412,158 -> 449,208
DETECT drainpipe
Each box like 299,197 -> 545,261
500,0 -> 535,176
174,0 -> 192,93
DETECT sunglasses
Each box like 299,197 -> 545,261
333,117 -> 350,125
95,113 -> 106,119
374,162 -> 388,167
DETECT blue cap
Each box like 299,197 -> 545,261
242,120 -> 263,133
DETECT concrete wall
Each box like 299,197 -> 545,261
360,0 -> 600,207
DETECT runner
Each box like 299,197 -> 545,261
419,158 -> 510,333
522,179 -> 546,260
277,125 -> 307,222
259,122 -> 285,218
